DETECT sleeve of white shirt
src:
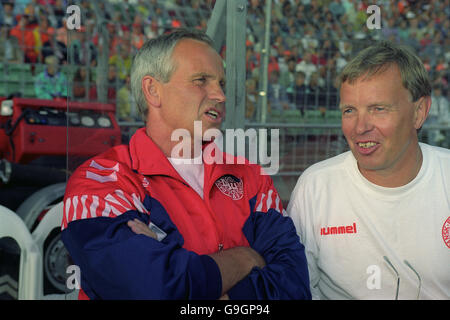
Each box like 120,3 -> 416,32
287,174 -> 322,300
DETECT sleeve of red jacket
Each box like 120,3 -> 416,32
227,173 -> 312,300
60,159 -> 222,300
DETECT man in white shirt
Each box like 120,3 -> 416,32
295,51 -> 317,85
287,41 -> 450,299
427,84 -> 449,147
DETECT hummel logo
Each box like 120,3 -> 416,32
320,222 -> 357,236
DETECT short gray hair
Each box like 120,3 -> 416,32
338,41 -> 431,102
130,28 -> 214,120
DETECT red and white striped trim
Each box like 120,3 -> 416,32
254,187 -> 285,215
62,190 -> 148,230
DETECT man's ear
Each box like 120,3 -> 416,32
142,75 -> 161,108
413,96 -> 431,130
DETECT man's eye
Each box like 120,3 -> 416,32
374,107 -> 385,112
194,77 -> 206,85
342,108 -> 353,115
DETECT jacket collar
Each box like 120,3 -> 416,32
129,128 -> 179,178
129,127 -> 245,182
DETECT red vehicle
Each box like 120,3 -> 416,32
0,97 -> 121,299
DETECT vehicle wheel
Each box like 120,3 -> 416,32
43,229 -> 73,294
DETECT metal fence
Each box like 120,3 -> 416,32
117,119 -> 450,203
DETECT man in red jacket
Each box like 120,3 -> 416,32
61,28 -> 311,300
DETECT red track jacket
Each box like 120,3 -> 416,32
61,128 -> 311,299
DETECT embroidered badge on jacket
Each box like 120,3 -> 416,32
215,176 -> 244,200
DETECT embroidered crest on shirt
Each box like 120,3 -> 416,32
215,176 -> 244,200
442,216 -> 450,249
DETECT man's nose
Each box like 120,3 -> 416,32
355,112 -> 374,135
209,83 -> 226,103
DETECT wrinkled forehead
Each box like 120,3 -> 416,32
340,64 -> 413,101
171,39 -> 224,74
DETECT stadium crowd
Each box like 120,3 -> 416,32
0,0 -> 448,143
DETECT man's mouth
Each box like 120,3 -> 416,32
354,140 -> 380,155
204,108 -> 223,122
205,110 -> 220,119
357,141 -> 377,148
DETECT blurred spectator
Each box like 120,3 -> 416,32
195,18 -> 207,31
32,15 -> 55,63
295,51 -> 318,85
329,0 -> 345,19
289,71 -> 309,116
0,24 -> 23,63
72,66 -> 92,100
320,39 -> 338,62
381,17 -> 398,40
93,22 -> 118,56
10,14 -> 37,63
0,1 -> 17,27
427,84 -> 450,146
432,71 -> 449,95
95,1 -> 112,21
36,0 -> 55,5
41,32 -> 67,64
283,18 -> 300,48
68,29 -> 97,66
56,17 -> 68,47
435,57 -> 448,74
145,19 -> 163,39
248,0 -> 264,20
34,55 -> 68,99
12,0 -> 30,16
117,75 -> 138,121
324,76 -> 340,110
301,25 -> 319,51
271,0 -> 285,22
245,77 -> 258,121
89,64 -> 118,104
109,41 -> 132,81
131,23 -> 145,51
267,69 -> 291,112
397,19 -> 410,43
52,0 -> 66,28
136,0 -> 150,18
23,2 -> 40,27
280,57 -> 297,93
307,72 -> 326,110
118,25 -> 132,49
246,45 -> 260,77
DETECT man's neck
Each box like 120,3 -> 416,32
146,126 -> 202,159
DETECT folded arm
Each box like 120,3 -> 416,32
224,175 -> 312,300
129,218 -> 266,297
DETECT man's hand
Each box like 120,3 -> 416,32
208,246 -> 266,296
127,218 -> 158,239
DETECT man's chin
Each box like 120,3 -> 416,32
351,150 -> 384,171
